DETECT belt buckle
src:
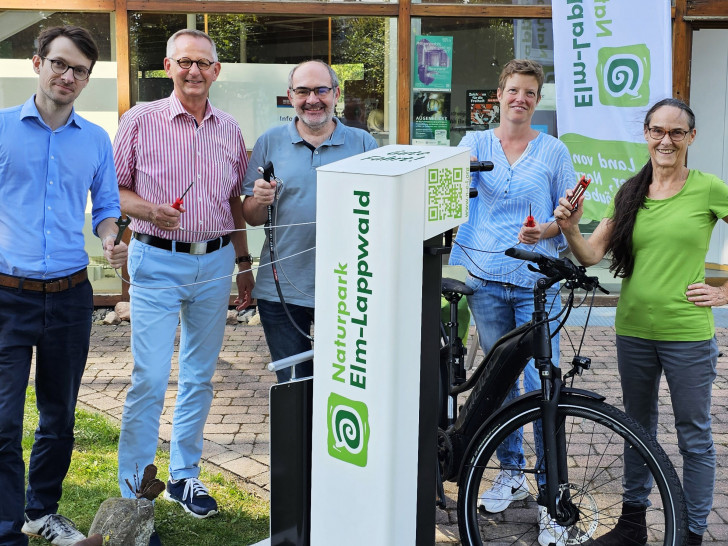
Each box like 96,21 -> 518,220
189,241 -> 207,255
44,279 -> 62,293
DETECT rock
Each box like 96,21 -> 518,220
92,308 -> 111,323
247,311 -> 261,326
102,311 -> 121,325
115,301 -> 131,321
237,308 -> 257,324
88,498 -> 154,546
226,310 -> 238,325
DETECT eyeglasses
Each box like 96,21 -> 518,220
40,56 -> 91,81
173,58 -> 214,71
290,86 -> 333,98
647,127 -> 690,142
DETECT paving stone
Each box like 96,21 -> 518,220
28,321 -> 728,544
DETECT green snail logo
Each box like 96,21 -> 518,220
596,45 -> 651,107
327,392 -> 370,467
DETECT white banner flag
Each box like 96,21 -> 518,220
552,0 -> 672,219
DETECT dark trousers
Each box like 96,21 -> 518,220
0,280 -> 92,546
257,299 -> 314,383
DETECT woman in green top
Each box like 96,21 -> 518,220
554,98 -> 728,546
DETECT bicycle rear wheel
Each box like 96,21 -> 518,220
457,394 -> 686,546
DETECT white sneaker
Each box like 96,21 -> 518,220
477,470 -> 529,513
21,513 -> 86,546
538,504 -> 568,546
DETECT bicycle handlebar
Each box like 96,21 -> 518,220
470,161 -> 494,172
468,162 -> 493,199
505,247 -> 608,294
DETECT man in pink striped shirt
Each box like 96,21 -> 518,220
113,29 -> 253,530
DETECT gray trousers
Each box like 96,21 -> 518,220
616,335 -> 718,535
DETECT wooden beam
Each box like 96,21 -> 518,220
1,0 -> 113,9
397,0 -> 411,144
115,0 -> 131,117
411,4 -> 550,18
672,0 -> 691,104
686,0 -> 728,17
125,1 -> 397,16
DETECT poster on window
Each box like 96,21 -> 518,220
513,0 -> 555,82
552,0 -> 671,220
413,36 -> 453,92
466,90 -> 500,127
412,91 -> 451,145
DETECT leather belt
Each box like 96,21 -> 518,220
0,269 -> 88,293
469,272 -> 518,289
134,232 -> 230,255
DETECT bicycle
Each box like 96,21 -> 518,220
436,247 -> 687,545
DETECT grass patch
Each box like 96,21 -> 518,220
22,387 -> 269,545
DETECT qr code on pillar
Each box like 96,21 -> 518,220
427,167 -> 465,221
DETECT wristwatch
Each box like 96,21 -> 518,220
235,255 -> 253,264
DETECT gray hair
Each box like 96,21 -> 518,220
288,59 -> 339,90
166,29 -> 218,62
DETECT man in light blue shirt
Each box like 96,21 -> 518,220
0,25 -> 127,546
243,60 -> 377,382
449,59 -> 575,546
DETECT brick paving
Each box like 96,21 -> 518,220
69,322 -> 728,545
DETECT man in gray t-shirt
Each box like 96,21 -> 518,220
242,60 -> 377,382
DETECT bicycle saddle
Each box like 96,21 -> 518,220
441,277 -> 474,299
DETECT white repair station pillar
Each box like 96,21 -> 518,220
311,145 -> 470,545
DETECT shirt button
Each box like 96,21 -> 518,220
47,206 -> 51,210
51,156 -> 55,159
314,151 -> 319,155
46,230 -> 51,234
49,181 -> 54,184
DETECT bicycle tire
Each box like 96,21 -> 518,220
457,394 -> 686,546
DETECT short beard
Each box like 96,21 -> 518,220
297,106 -> 333,133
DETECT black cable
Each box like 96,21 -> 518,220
261,162 -> 313,342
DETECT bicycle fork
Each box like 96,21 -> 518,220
532,279 -> 579,527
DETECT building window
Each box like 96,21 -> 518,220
129,13 -> 397,149
411,17 -> 556,147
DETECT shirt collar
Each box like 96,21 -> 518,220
167,91 -> 216,124
20,95 -> 82,130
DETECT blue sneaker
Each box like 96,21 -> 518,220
163,477 -> 218,518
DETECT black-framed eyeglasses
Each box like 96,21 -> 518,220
40,56 -> 91,81
647,127 -> 690,142
290,86 -> 333,98
173,58 -> 214,71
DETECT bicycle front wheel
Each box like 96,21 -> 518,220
457,394 -> 686,546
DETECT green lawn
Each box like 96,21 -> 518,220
22,388 -> 269,546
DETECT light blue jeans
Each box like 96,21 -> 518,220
118,238 -> 234,495
465,274 -> 561,485
616,335 -> 717,535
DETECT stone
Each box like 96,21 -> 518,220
226,310 -> 238,325
102,311 -> 121,325
248,311 -> 261,326
237,308 -> 257,324
88,498 -> 154,546
114,301 -> 131,321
